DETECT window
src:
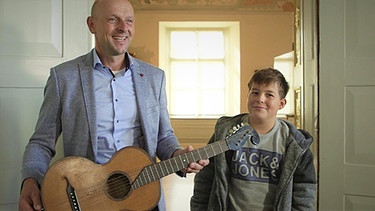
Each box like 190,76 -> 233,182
159,22 -> 240,118
273,51 -> 295,116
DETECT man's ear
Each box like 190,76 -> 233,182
87,16 -> 95,34
279,98 -> 287,110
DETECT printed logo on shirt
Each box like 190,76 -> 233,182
230,148 -> 283,184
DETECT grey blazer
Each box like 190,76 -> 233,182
22,49 -> 181,210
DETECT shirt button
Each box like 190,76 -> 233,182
116,120 -> 119,123
115,99 -> 118,102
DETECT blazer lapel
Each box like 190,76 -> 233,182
132,60 -> 147,120
132,63 -> 146,101
78,50 -> 97,160
132,61 -> 150,151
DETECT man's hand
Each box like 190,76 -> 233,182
173,145 -> 210,173
19,178 -> 43,211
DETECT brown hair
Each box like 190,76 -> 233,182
247,68 -> 290,99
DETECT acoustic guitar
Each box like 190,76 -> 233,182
42,123 -> 254,211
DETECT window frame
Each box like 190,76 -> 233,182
159,21 -> 240,119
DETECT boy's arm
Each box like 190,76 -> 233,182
190,156 -> 215,211
292,149 -> 317,210
190,135 -> 216,211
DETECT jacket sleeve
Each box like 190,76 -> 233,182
154,69 -> 182,161
190,135 -> 216,211
21,68 -> 62,185
292,148 -> 317,210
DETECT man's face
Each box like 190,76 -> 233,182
87,0 -> 135,58
247,82 -> 286,123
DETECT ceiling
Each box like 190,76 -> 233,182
129,0 -> 295,12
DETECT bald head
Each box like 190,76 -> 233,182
91,0 -> 134,18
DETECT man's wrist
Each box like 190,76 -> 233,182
22,178 -> 40,190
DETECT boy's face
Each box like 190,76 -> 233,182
247,82 -> 286,123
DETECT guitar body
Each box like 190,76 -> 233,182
42,147 -> 160,211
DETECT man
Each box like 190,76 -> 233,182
19,0 -> 208,210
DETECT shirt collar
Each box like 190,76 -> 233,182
93,49 -> 102,68
92,49 -> 134,71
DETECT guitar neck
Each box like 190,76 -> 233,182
132,139 -> 229,189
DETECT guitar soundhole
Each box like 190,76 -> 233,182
105,172 -> 131,201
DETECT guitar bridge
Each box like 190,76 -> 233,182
65,177 -> 81,211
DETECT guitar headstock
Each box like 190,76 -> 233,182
225,123 -> 257,150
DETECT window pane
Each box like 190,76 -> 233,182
171,62 -> 199,88
198,31 -> 224,59
201,90 -> 225,115
200,62 -> 225,89
170,53 -> 226,116
171,90 -> 198,116
170,31 -> 197,59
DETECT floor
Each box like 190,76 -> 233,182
163,173 -> 196,211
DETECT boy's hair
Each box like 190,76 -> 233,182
247,68 -> 290,99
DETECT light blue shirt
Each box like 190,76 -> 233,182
92,50 -> 143,164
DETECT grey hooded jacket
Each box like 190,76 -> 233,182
191,113 -> 317,211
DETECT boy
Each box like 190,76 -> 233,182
191,68 -> 316,210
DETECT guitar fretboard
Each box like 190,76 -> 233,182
131,140 -> 229,189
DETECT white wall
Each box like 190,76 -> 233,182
0,1 -> 93,209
